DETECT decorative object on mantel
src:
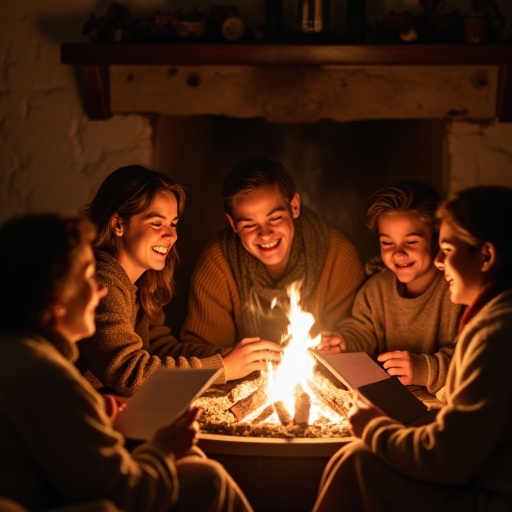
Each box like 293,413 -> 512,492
81,3 -> 259,44
367,0 -> 509,44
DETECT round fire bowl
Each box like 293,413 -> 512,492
198,433 -> 355,512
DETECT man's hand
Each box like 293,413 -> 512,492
222,337 -> 282,381
314,332 -> 346,354
348,392 -> 387,438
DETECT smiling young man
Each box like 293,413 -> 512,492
180,156 -> 365,350
316,180 -> 464,395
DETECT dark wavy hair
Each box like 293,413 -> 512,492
221,156 -> 296,216
0,213 -> 96,330
81,164 -> 186,323
436,185 -> 512,281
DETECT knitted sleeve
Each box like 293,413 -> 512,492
180,239 -> 242,349
79,256 -> 223,396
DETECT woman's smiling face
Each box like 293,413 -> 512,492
115,190 -> 179,283
227,186 -> 300,280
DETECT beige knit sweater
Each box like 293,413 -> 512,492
77,252 -> 224,396
338,269 -> 464,393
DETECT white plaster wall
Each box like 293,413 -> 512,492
446,121 -> 512,193
0,0 -> 153,224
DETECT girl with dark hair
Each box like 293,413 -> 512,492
313,185 -> 512,512
78,164 -> 281,397
0,213 -> 252,512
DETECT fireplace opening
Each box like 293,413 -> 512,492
155,115 -> 445,332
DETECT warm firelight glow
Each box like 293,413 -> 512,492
243,282 -> 342,425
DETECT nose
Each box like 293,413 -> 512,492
434,250 -> 444,270
258,223 -> 273,237
164,225 -> 177,239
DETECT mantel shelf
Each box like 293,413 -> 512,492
60,43 -> 512,120
62,42 -> 512,66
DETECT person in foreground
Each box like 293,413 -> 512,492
77,164 -> 281,396
316,180 -> 464,394
180,155 -> 365,349
0,213 -> 252,512
312,185 -> 512,512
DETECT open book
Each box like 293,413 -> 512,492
113,367 -> 222,440
313,352 -> 428,424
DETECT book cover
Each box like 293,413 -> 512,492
113,367 -> 222,440
313,352 -> 428,424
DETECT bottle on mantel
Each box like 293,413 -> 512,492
296,0 -> 332,36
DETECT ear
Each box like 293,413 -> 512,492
48,303 -> 66,323
226,213 -> 238,234
111,215 -> 124,237
290,193 -> 301,219
480,242 -> 497,274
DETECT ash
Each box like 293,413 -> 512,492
195,369 -> 355,439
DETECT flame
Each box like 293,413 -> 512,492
243,282 -> 341,425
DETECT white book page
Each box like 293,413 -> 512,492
113,368 -> 221,440
314,352 -> 389,389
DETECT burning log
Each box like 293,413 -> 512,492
308,378 -> 350,418
229,387 -> 268,422
253,404 -> 274,424
274,401 -> 292,425
293,385 -> 311,426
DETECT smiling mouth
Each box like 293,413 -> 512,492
258,239 -> 280,251
394,262 -> 413,269
152,246 -> 170,255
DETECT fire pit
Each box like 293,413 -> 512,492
194,363 -> 355,511
194,284 -> 357,511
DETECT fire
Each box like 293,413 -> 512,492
242,282 -> 343,425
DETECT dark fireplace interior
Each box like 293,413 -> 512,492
154,116 -> 445,332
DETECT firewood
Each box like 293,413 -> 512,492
308,378 -> 348,418
253,404 -> 274,424
229,387 -> 268,422
274,400 -> 292,425
293,385 -> 311,426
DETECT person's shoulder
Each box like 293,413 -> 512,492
95,251 -> 131,287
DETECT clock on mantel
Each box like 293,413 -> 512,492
60,42 -> 512,121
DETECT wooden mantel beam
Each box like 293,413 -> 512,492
61,43 -> 512,121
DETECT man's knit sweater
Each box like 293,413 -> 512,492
77,252 -> 224,396
338,269 -> 464,393
180,228 -> 366,348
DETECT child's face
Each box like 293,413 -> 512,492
227,186 -> 300,280
435,219 -> 487,306
378,212 -> 439,297
115,190 -> 179,283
